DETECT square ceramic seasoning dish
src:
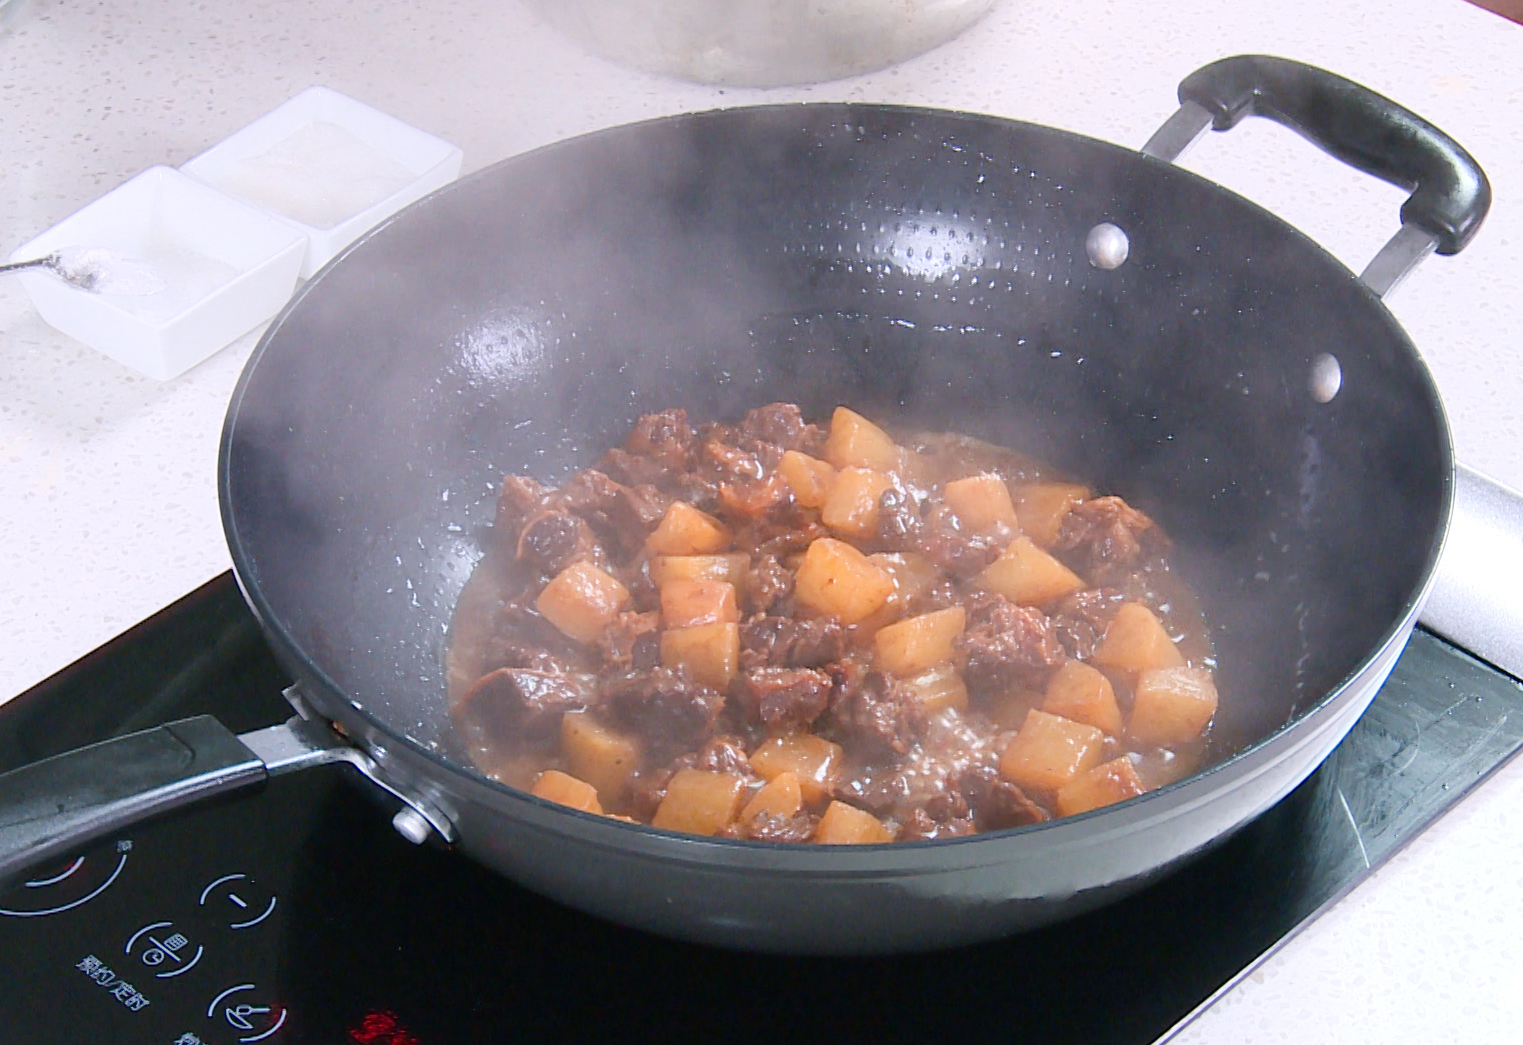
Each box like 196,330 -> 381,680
7,166 -> 307,381
180,86 -> 464,277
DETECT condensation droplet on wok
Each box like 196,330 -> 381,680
1310,353 -> 1342,403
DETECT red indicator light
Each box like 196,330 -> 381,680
348,1009 -> 421,1045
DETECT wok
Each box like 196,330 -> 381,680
0,56 -> 1489,953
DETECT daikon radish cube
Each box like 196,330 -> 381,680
649,553 -> 749,589
1055,756 -> 1146,816
815,800 -> 894,844
778,450 -> 836,509
821,467 -> 893,541
944,473 -> 1019,531
900,663 -> 969,715
873,606 -> 966,676
660,579 -> 739,629
870,552 -> 942,610
999,709 -> 1107,793
1042,661 -> 1124,736
824,406 -> 902,472
1128,667 -> 1218,747
1091,603 -> 1186,676
652,769 -> 747,836
1014,482 -> 1091,547
748,734 -> 843,804
660,622 -> 740,688
794,537 -> 894,624
646,501 -> 733,556
560,712 -> 641,807
531,770 -> 604,814
536,561 -> 630,644
740,772 -> 803,822
974,535 -> 1085,605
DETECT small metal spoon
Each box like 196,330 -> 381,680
0,251 -> 102,290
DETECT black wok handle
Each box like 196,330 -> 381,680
1176,55 -> 1490,256
0,716 -> 266,888
1142,56 -> 1492,297
0,712 -> 456,889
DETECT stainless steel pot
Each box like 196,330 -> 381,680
523,0 -> 1000,86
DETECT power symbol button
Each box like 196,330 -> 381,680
198,873 -> 277,929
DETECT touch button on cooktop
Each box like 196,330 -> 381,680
207,983 -> 289,1042
199,873 -> 278,930
124,919 -> 207,979
0,838 -> 134,918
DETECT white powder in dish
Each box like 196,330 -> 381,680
54,240 -> 240,320
207,122 -> 418,229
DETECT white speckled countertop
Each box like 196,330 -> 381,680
3,0 -> 1522,1038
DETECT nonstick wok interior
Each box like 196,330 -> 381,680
222,103 -> 1448,805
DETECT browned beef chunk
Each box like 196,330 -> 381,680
922,789 -> 973,823
954,765 -> 1050,830
604,666 -> 725,760
739,615 -> 845,670
599,448 -> 669,488
454,666 -> 591,749
669,471 -> 724,514
481,594 -> 591,671
735,402 -> 826,455
515,510 -> 604,575
694,734 -> 756,778
1054,495 -> 1167,581
495,474 -> 550,537
1050,587 -> 1128,660
917,503 -> 1003,578
719,473 -> 794,522
594,611 -> 660,673
750,517 -> 830,559
745,554 -> 794,615
833,760 -> 941,816
735,810 -> 818,843
826,666 -> 926,759
551,469 -> 670,558
875,485 -> 923,550
599,408 -> 694,485
738,666 -> 833,731
612,483 -> 674,536
614,558 -> 662,614
628,408 -> 695,458
699,425 -> 769,481
956,593 -> 1067,695
552,468 -> 623,514
899,806 -> 977,841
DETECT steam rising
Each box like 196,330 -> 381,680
224,104 -> 1448,774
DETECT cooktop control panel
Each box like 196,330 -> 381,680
0,780 -> 317,1045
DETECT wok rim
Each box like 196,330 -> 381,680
218,99 -> 1456,860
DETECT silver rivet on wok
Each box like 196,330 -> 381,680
1086,222 -> 1130,269
391,807 -> 434,845
1310,353 -> 1343,403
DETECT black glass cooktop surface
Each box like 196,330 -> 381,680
1,573 -> 1521,1045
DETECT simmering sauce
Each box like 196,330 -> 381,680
447,403 -> 1219,842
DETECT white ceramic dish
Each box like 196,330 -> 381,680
180,86 -> 464,277
8,166 -> 307,381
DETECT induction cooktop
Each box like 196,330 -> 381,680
1,572 -> 1521,1045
